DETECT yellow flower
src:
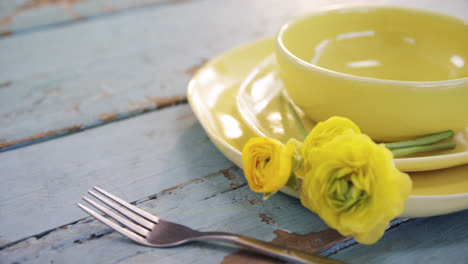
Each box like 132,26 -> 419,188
304,116 -> 360,152
296,116 -> 361,177
300,134 -> 412,244
242,137 -> 296,193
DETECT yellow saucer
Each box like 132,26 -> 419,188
237,54 -> 468,172
187,38 -> 468,218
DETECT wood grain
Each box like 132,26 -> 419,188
0,104 -> 234,246
2,0 -> 468,263
2,0 -> 467,151
222,229 -> 349,264
0,0 -> 190,34
4,156 -> 466,264
333,210 -> 468,263
1,164 -> 333,264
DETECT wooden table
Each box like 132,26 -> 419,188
1,0 -> 467,263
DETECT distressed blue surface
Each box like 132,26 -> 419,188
0,0 -> 195,35
334,210 -> 468,263
1,0 -> 468,263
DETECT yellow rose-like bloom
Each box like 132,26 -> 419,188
242,137 -> 295,193
296,116 -> 361,177
300,134 -> 412,244
303,116 -> 361,153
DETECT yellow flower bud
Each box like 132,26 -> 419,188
242,137 -> 296,193
300,134 -> 412,244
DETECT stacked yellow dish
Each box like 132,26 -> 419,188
188,6 -> 468,218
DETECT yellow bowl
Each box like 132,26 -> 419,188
275,6 -> 468,141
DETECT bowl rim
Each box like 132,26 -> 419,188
276,5 -> 468,85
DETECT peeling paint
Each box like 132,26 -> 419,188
230,182 -> 239,188
0,0 -> 85,27
271,229 -> 349,254
0,81 -> 12,88
73,104 -> 80,112
131,95 -> 185,110
102,5 -> 117,13
160,178 -> 200,193
248,199 -> 261,205
185,58 -> 209,76
259,213 -> 275,225
43,87 -> 61,94
99,113 -> 119,122
100,91 -> 111,98
0,14 -> 13,27
220,167 -> 237,181
0,31 -> 12,37
21,0 -> 85,10
0,125 -> 82,149
176,112 -> 194,121
222,229 -> 349,263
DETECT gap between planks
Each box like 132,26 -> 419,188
0,165 -> 239,251
221,218 -> 413,263
1,164 -> 414,263
0,0 -> 205,39
0,96 -> 187,153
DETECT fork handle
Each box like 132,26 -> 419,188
197,232 -> 346,264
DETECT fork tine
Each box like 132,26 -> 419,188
93,186 -> 159,223
82,197 -> 150,238
77,203 -> 150,246
88,190 -> 154,230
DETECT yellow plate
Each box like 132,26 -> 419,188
187,37 -> 468,218
237,54 -> 468,172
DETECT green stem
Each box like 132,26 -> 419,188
287,102 -> 307,140
286,173 -> 299,190
392,142 -> 456,157
385,130 -> 454,149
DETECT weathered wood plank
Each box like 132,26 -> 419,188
333,209 -> 468,264
0,0 -> 189,35
1,167 -> 337,264
0,104 -> 234,246
2,0 -> 467,151
3,163 -> 462,264
221,218 -> 409,264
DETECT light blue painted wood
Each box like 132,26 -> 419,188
0,0 -> 176,34
1,0 -> 468,263
0,0 -> 30,19
0,104 -> 232,246
0,164 -> 331,264
0,0 -> 297,148
1,0 -> 467,150
334,210 -> 468,263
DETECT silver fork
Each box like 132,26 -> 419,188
77,187 -> 346,264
